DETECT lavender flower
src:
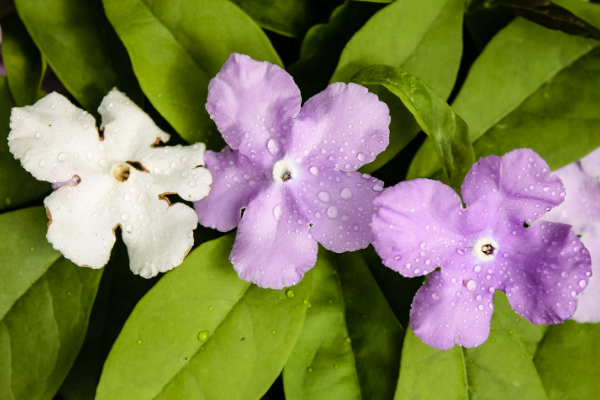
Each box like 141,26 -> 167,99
544,148 -> 600,323
372,149 -> 591,349
194,54 -> 390,289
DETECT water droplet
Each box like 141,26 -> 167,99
357,153 -> 365,162
208,306 -> 213,311
121,213 -> 129,221
307,367 -> 313,373
474,265 -> 481,273
30,246 -> 35,251
579,280 -> 587,288
341,188 -> 352,200
273,204 -> 282,221
267,138 -> 279,155
287,290 -> 295,299
57,153 -> 67,162
466,280 -> 477,291
39,160 -> 46,168
309,166 -> 319,176
35,132 -> 42,139
346,337 -> 351,343
318,191 -> 331,202
327,206 -> 339,218
125,225 -> 132,232
373,183 -> 384,191
4,197 -> 12,206
99,159 -> 107,168
198,330 -> 209,342
272,330 -> 277,335
432,293 -> 440,300
137,339 -> 142,345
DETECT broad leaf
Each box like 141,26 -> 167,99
14,0 -> 141,111
289,0 -> 383,99
330,0 -> 464,173
283,251 -> 403,400
102,0 -> 281,147
229,0 -> 342,38
0,76 -> 51,213
396,292 -> 548,400
1,14 -> 45,106
95,234 -> 311,400
0,207 -> 102,400
534,321 -> 600,399
408,14 -> 600,180
353,65 -> 475,192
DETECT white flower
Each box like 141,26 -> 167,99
8,89 -> 212,278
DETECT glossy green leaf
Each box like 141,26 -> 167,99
288,0 -> 383,99
103,0 -> 281,147
95,233 -> 311,400
408,15 -> 600,180
1,14 -> 45,106
396,292 -> 548,400
353,65 -> 475,192
330,0 -> 464,173
534,321 -> 600,399
284,250 -> 403,400
0,76 -> 51,213
14,0 -> 141,111
0,207 -> 102,400
229,0 -> 341,38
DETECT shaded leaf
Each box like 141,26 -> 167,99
288,0 -> 383,99
353,65 -> 475,192
102,0 -> 281,147
1,13 -> 45,106
14,0 -> 141,111
396,292 -> 548,400
0,207 -> 102,400
0,75 -> 51,213
534,321 -> 600,400
95,234 -> 311,400
408,16 -> 599,181
283,250 -> 403,400
330,0 -> 464,173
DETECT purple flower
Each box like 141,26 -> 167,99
544,148 -> 600,323
372,149 -> 592,349
194,54 -> 390,289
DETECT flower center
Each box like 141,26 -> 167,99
472,237 -> 498,262
481,244 -> 494,255
112,164 -> 131,182
272,160 -> 295,184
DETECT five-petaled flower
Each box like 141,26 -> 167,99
8,89 -> 212,278
194,53 -> 390,289
372,149 -> 592,349
545,147 -> 600,323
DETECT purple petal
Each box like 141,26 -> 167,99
229,185 -> 318,289
194,147 -> 269,232
462,149 -> 564,224
372,179 -> 486,278
580,147 -> 600,179
501,221 -> 591,324
544,162 -> 600,322
295,169 -> 383,253
205,53 -> 301,168
288,82 -> 390,171
410,271 -> 495,349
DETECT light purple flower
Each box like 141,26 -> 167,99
544,148 -> 600,323
372,149 -> 592,349
194,53 -> 390,289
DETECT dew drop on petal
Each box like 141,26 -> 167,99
327,206 -> 339,218
341,188 -> 352,200
318,191 -> 331,202
57,153 -> 67,162
273,204 -> 282,221
357,153 -> 365,162
267,138 -> 279,155
39,160 -> 46,168
198,330 -> 209,342
579,280 -> 587,288
35,132 -> 42,139
432,293 -> 439,300
309,166 -> 319,176
466,280 -> 476,291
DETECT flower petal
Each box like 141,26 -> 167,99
571,232 -> 600,322
195,147 -> 270,232
8,92 -> 101,184
372,179 -> 484,278
229,185 -> 317,289
289,82 -> 390,171
410,271 -> 495,349
462,149 -> 564,224
501,221 -> 592,324
296,169 -> 382,253
206,53 -> 301,168
580,146 -> 600,179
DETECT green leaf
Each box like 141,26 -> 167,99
408,16 -> 600,180
396,292 -> 548,400
102,0 -> 281,147
283,251 -> 403,400
288,1 -> 384,99
534,321 -> 600,399
0,207 -> 102,400
14,0 -> 141,111
353,65 -> 475,192
1,14 -> 46,107
330,0 -> 464,173
0,76 -> 51,213
229,0 -> 341,38
95,233 -> 311,400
